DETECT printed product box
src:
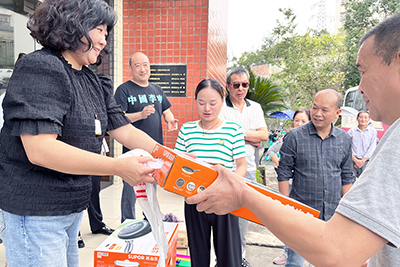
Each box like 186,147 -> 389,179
94,220 -> 178,267
177,230 -> 188,248
151,144 -> 321,225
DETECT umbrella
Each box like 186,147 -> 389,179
267,110 -> 295,120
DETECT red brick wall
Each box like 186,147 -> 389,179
122,0 -> 228,148
207,0 -> 228,87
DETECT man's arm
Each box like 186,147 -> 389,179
275,133 -> 295,190
341,183 -> 352,196
187,166 -> 387,267
267,141 -> 283,166
124,105 -> 155,123
278,180 -> 289,196
244,127 -> 268,144
270,155 -> 280,166
341,137 -> 356,184
163,108 -> 178,132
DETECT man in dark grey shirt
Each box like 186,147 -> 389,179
276,89 -> 355,267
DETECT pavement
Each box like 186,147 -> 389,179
0,162 -> 312,267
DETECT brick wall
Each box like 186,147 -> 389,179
122,0 -> 228,148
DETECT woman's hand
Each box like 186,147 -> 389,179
115,156 -> 157,186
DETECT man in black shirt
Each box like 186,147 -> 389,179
114,52 -> 178,222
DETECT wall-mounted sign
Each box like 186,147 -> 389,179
149,63 -> 187,97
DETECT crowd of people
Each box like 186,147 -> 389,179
0,0 -> 399,266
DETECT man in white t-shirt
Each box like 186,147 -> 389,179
219,68 -> 268,267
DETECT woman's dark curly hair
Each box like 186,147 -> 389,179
28,0 -> 116,59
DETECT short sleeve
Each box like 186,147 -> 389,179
174,125 -> 187,153
232,125 -> 246,160
114,83 -> 129,111
218,103 -> 228,120
337,120 -> 400,248
159,87 -> 172,112
3,52 -> 71,136
96,73 -> 131,131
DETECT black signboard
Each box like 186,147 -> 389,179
149,64 -> 187,97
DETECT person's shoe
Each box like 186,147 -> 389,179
77,235 -> 85,249
92,225 -> 114,235
241,258 -> 252,267
273,253 -> 288,265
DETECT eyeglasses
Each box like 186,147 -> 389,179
230,82 -> 249,89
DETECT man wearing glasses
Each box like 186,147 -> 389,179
219,68 -> 269,267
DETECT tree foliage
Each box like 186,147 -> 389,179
264,9 -> 346,109
229,9 -> 346,110
343,0 -> 400,88
245,68 -> 287,115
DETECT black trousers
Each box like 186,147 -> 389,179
185,203 -> 242,267
87,176 -> 105,232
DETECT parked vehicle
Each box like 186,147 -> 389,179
0,69 -> 13,89
341,86 -> 389,139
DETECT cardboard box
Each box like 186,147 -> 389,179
177,230 -> 188,248
94,220 -> 178,267
176,248 -> 189,256
152,144 -> 217,197
151,144 -> 320,225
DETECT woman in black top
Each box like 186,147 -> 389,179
0,0 -> 157,266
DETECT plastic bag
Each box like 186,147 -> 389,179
118,149 -> 168,267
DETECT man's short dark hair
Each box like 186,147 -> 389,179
28,0 -> 116,58
317,88 -> 343,109
226,68 -> 249,84
360,12 -> 400,66
357,111 -> 369,118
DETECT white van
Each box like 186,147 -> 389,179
341,86 -> 389,139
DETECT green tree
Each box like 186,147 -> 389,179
229,50 -> 265,70
245,68 -> 287,115
343,0 -> 400,88
228,8 -> 346,110
265,9 -> 346,109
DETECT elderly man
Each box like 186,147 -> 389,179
219,68 -> 268,267
187,12 -> 400,267
348,111 -> 377,178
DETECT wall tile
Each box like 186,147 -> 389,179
122,0 -> 228,148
